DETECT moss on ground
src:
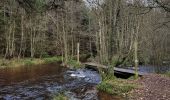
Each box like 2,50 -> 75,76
53,93 -> 68,100
164,71 -> 170,77
97,77 -> 138,97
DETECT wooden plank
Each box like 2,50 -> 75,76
84,62 -> 108,69
84,62 -> 148,76
114,67 -> 147,76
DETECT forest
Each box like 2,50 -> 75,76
0,0 -> 170,100
0,0 -> 169,65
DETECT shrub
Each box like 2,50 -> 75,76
24,59 -> 34,66
97,82 -> 113,94
0,60 -> 8,67
44,57 -> 62,63
100,71 -> 116,81
111,55 -> 119,67
41,52 -> 51,58
67,59 -> 81,68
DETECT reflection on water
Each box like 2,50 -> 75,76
0,63 -> 121,100
0,63 -> 67,85
127,65 -> 170,74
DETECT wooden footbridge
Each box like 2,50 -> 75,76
83,62 -> 147,76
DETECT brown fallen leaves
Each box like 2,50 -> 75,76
129,74 -> 170,100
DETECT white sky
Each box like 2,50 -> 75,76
83,0 -> 104,8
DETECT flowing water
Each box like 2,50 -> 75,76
0,63 -> 122,100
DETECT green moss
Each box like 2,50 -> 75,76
128,75 -> 138,80
97,77 -> 137,96
100,71 -> 116,81
164,72 -> 170,77
0,56 -> 62,68
53,94 -> 68,100
97,82 -> 114,94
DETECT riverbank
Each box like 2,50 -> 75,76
96,73 -> 170,100
0,57 -> 62,68
52,76 -> 140,100
97,75 -> 140,99
1,57 -> 170,100
0,54 -> 88,68
129,74 -> 170,100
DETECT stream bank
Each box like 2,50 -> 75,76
1,59 -> 169,100
0,63 -> 124,100
0,57 -> 62,68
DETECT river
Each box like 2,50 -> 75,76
0,63 -> 122,100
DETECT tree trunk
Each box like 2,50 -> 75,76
77,42 -> 80,63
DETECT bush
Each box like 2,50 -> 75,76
111,55 -> 119,67
41,52 -> 50,58
0,59 -> 8,67
100,71 -> 116,81
128,75 -> 138,80
67,59 -> 81,68
97,82 -> 113,94
24,59 -> 34,66
44,56 -> 62,63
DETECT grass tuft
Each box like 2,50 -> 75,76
67,59 -> 81,68
128,75 -> 138,80
97,73 -> 138,96
53,93 -> 68,100
24,59 -> 35,66
164,71 -> 170,77
0,56 -> 62,68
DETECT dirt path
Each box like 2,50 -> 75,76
130,74 -> 170,100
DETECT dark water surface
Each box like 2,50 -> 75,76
126,65 -> 170,74
0,63 -> 121,100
